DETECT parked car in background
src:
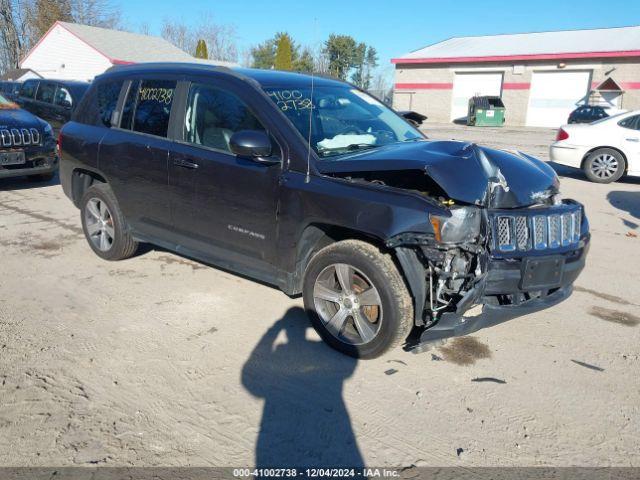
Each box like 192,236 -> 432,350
17,79 -> 90,132
0,93 -> 58,181
550,110 -> 640,183
59,63 -> 589,359
567,105 -> 627,124
0,81 -> 22,101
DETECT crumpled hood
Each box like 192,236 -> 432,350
0,108 -> 45,130
317,140 -> 560,208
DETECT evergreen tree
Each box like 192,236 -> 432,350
274,32 -> 293,71
194,39 -> 209,59
323,34 -> 358,81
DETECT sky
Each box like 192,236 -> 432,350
118,0 -> 640,71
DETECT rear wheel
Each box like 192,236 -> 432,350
302,240 -> 413,359
583,148 -> 625,183
80,183 -> 138,261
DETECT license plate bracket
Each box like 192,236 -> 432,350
521,256 -> 565,290
0,150 -> 26,166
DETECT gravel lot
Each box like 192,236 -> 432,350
0,125 -> 639,467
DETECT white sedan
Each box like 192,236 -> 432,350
550,110 -> 640,183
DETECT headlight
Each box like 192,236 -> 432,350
43,123 -> 53,137
430,206 -> 481,243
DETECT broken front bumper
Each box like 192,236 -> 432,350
403,236 -> 589,353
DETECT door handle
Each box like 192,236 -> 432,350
625,138 -> 639,142
173,158 -> 199,169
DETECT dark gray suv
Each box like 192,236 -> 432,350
59,63 -> 590,358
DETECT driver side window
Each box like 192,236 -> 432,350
184,83 -> 273,154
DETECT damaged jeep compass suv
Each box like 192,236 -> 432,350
59,64 -> 589,358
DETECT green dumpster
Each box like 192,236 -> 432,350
467,96 -> 506,127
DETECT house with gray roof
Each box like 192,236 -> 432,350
20,21 -> 234,82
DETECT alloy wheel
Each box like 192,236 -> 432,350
84,197 -> 115,252
313,263 -> 383,345
590,153 -> 619,179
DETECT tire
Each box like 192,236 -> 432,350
29,172 -> 55,182
583,148 -> 626,183
302,240 -> 413,359
80,183 -> 138,261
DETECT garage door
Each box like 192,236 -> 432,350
451,72 -> 503,121
526,71 -> 591,127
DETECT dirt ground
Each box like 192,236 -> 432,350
0,125 -> 639,468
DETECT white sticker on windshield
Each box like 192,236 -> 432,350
350,89 -> 382,106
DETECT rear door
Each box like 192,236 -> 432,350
168,78 -> 283,269
618,114 -> 640,172
99,77 -> 178,239
34,81 -> 57,123
51,84 -> 74,130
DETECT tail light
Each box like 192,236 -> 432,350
556,128 -> 569,141
57,131 -> 62,156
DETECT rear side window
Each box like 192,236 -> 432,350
130,80 -> 176,137
20,80 -> 38,99
183,83 -> 266,153
36,82 -> 56,103
96,81 -> 123,127
619,115 -> 640,131
54,87 -> 73,108
73,80 -> 124,127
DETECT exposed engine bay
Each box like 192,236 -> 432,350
319,142 -> 588,352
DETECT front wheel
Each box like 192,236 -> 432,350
302,240 -> 413,359
583,148 -> 626,183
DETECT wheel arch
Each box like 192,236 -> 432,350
287,223 -> 389,295
71,168 -> 107,207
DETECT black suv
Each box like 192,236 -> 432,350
18,79 -> 89,132
59,63 -> 590,358
567,105 -> 618,124
0,93 -> 57,181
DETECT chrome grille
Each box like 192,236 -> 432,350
548,215 -> 561,249
533,216 -> 547,250
492,207 -> 582,253
0,128 -> 40,147
496,216 -> 514,251
515,216 -> 530,251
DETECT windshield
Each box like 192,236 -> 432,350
264,85 -> 424,158
0,93 -> 18,109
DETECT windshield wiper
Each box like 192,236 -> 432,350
318,143 -> 379,157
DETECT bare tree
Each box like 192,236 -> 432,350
161,13 -> 238,62
0,0 -> 30,71
70,0 -> 120,28
194,13 -> 237,63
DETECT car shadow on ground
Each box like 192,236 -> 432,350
547,162 -> 640,186
241,307 -> 364,467
607,191 -> 640,228
0,172 -> 60,192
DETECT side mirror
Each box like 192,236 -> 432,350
229,130 -> 275,162
398,110 -> 427,127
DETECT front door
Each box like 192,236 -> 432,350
169,80 -> 283,271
